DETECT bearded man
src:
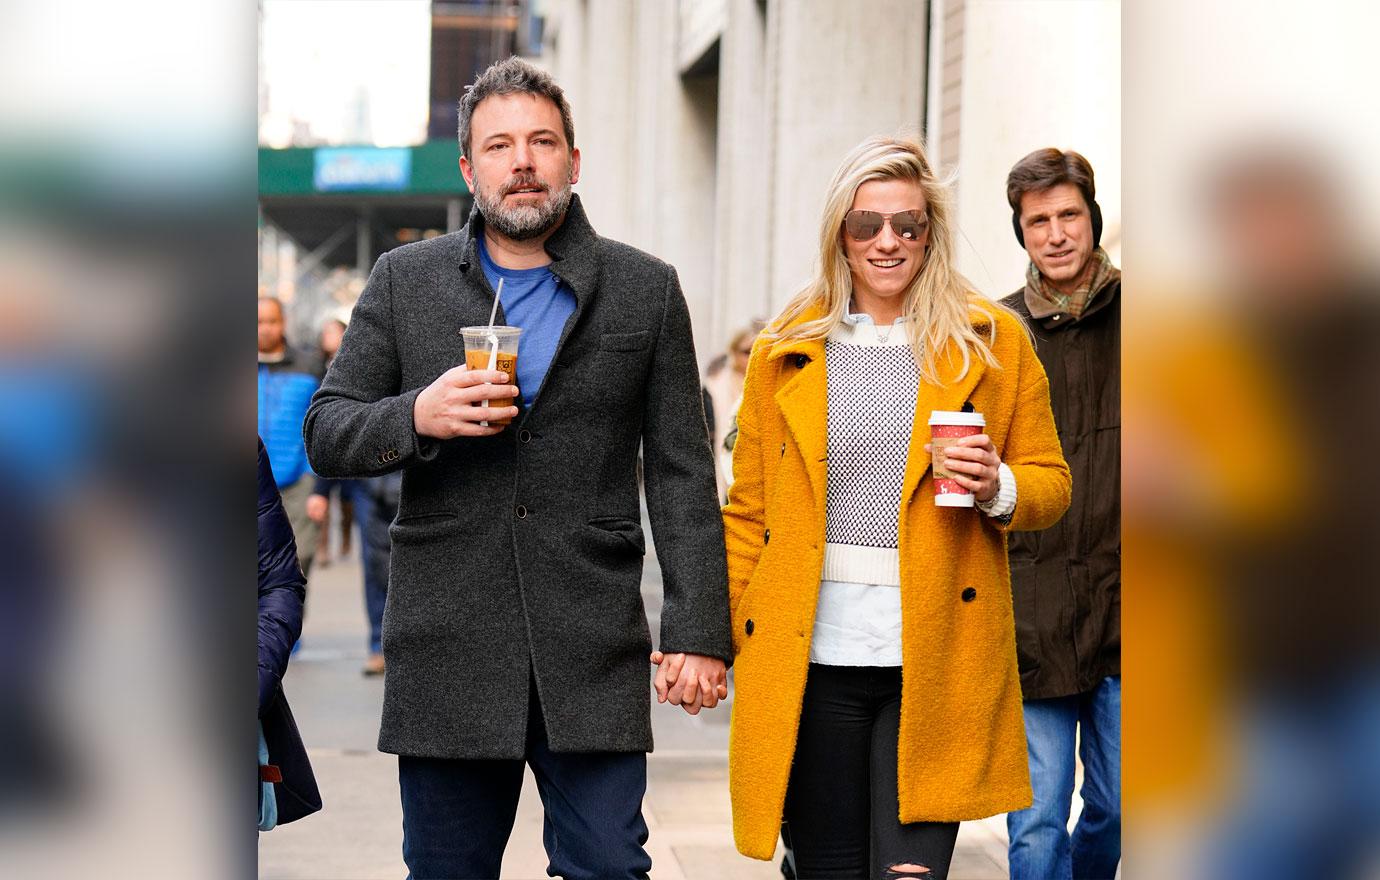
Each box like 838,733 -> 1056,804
304,57 -> 730,880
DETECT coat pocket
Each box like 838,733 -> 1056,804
584,516 -> 646,556
388,510 -> 459,544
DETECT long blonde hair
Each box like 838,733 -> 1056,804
768,136 -> 1019,384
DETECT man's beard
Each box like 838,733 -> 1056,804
474,171 -> 573,241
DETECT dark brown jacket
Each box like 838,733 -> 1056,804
1001,275 -> 1120,700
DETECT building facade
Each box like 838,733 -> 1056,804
536,0 -> 1120,365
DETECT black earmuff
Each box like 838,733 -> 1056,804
1012,191 -> 1103,249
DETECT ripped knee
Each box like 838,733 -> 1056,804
884,864 -> 930,877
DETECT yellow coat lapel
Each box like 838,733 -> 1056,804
768,334 -> 828,515
763,305 -> 995,513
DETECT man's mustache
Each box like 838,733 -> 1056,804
500,176 -> 549,197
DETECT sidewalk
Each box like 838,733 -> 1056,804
259,534 -> 1015,879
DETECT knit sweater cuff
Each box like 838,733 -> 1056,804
821,543 -> 902,587
976,462 -> 1017,518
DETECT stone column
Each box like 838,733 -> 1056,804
761,0 -> 930,316
710,0 -> 771,350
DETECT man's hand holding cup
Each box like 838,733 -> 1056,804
413,366 -> 520,439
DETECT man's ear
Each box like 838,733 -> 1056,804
568,148 -> 581,186
459,155 -> 475,190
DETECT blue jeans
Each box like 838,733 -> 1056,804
333,479 -> 386,653
398,684 -> 651,880
1007,675 -> 1121,880
1208,676 -> 1380,880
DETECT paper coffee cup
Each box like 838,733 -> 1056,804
928,410 -> 986,507
460,326 -> 522,426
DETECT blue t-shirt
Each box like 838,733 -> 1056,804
476,237 -> 577,409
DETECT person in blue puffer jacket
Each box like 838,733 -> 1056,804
258,296 -> 324,576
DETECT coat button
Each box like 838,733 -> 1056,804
961,587 -> 977,602
793,354 -> 808,369
763,528 -> 770,544
745,619 -> 755,636
518,429 -> 532,443
515,505 -> 528,519
780,442 -> 786,457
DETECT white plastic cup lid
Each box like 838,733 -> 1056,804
928,410 -> 986,427
461,325 -> 522,335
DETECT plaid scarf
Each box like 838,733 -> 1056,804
1026,248 -> 1119,319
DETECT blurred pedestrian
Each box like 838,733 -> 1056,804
722,136 -> 1070,877
999,148 -> 1122,880
704,323 -> 762,500
312,315 -> 354,566
320,314 -> 347,366
258,296 -> 324,576
305,310 -> 389,675
1197,145 -> 1380,880
359,470 -> 402,675
306,57 -> 730,879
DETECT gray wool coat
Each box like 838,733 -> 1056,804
304,195 -> 732,759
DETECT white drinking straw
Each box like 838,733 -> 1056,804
486,277 -> 504,330
479,279 -> 504,427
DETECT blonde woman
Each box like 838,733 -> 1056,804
722,137 -> 1071,878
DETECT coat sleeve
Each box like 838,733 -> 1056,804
304,252 -> 440,479
997,332 -> 1073,533
721,340 -> 770,656
641,266 -> 733,665
258,438 -> 305,715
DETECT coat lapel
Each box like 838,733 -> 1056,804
454,194 -> 600,331
764,304 -> 1000,512
541,194 -> 599,327
768,333 -> 828,515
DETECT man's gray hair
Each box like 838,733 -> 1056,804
458,56 -> 575,159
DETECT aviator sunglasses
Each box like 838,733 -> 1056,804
843,209 -> 929,242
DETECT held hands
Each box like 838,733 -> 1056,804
650,651 -> 729,716
925,433 -> 1001,503
413,367 -> 520,439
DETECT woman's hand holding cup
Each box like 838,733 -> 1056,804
924,433 -> 1001,503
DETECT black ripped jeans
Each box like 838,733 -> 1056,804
782,664 -> 960,879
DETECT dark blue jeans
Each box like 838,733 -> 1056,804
1007,675 -> 1121,880
333,478 -> 386,653
398,687 -> 651,880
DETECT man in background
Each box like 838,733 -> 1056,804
1001,148 -> 1122,880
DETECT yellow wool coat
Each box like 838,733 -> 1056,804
723,302 -> 1072,859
